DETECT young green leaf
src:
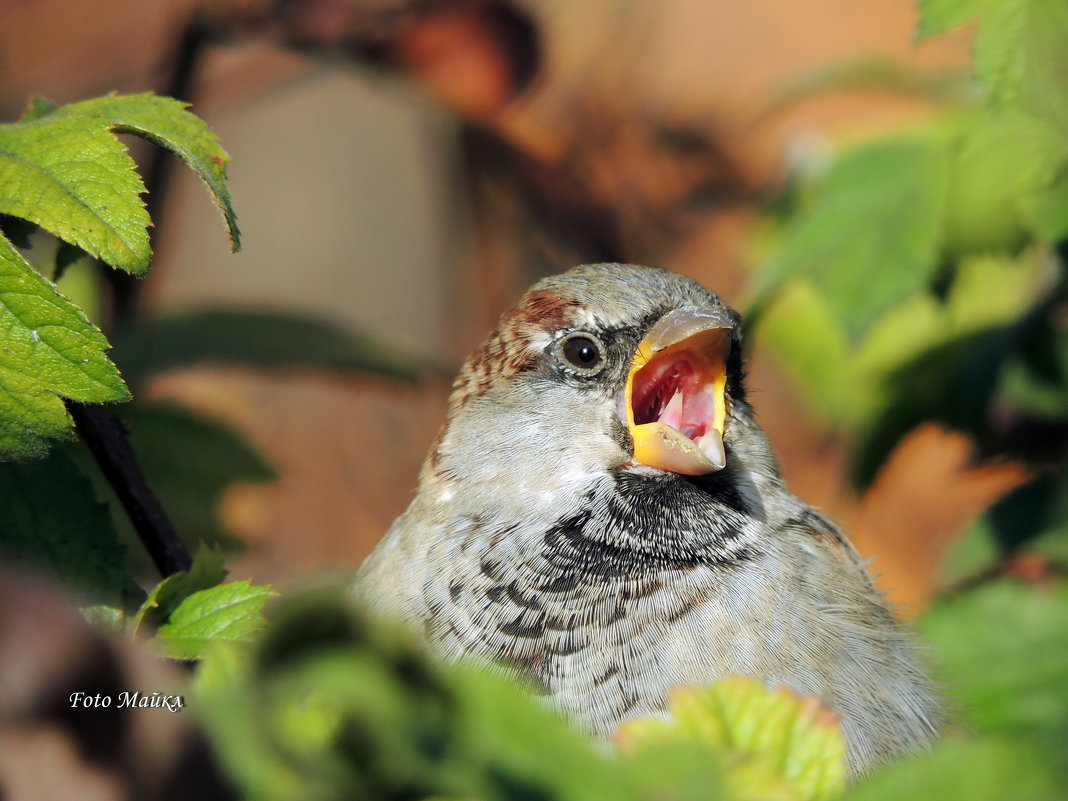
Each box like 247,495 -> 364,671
0,235 -> 129,460
154,580 -> 275,660
0,448 -> 126,606
132,542 -> 228,634
617,676 -> 848,801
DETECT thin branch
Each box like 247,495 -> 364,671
67,401 -> 192,577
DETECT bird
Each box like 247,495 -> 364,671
355,262 -> 941,775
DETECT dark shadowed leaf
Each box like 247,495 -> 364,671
114,402 -> 276,550
0,213 -> 36,248
0,448 -> 126,606
850,326 -> 1010,488
110,309 -> 432,386
194,588 -> 639,801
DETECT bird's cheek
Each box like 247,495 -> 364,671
608,414 -> 634,460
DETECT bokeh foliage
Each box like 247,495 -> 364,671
1,2 -> 1067,797
752,0 -> 1068,566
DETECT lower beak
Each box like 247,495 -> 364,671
623,307 -> 732,475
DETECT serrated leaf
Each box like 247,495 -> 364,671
49,93 -> 240,252
0,92 -> 239,276
916,0 -> 986,39
155,579 -> 274,660
618,676 -> 847,801
974,0 -> 1068,136
132,542 -> 228,633
0,234 -> 129,460
771,137 -> 948,341
110,308 -> 432,386
0,448 -> 126,605
115,402 -> 275,549
0,102 -> 152,273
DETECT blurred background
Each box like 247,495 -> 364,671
0,0 -> 1051,615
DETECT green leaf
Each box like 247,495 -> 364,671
0,448 -> 126,606
850,326 -> 1009,487
0,102 -> 151,273
115,402 -> 276,549
916,0 -> 986,39
51,93 -> 240,252
943,113 -> 1068,257
771,137 -> 948,340
155,579 -> 274,660
195,588 -> 637,801
917,580 -> 1068,780
617,676 -> 847,801
974,0 -> 1068,136
843,737 -> 1060,801
0,234 -> 129,460
752,281 -> 861,425
0,92 -> 239,276
110,308 -> 432,386
1018,171 -> 1068,245
132,542 -> 228,633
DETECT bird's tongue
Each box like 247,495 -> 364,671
629,349 -> 726,473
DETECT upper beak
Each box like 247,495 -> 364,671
623,307 -> 732,475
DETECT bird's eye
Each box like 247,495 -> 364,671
558,333 -> 605,373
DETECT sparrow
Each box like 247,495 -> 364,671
355,263 -> 941,775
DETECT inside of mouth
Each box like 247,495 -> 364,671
631,349 -> 719,440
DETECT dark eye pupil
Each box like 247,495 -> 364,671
563,336 -> 602,369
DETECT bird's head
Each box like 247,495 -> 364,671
428,264 -> 768,496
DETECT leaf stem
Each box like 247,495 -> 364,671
67,401 -> 192,577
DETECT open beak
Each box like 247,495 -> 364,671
623,307 -> 732,475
